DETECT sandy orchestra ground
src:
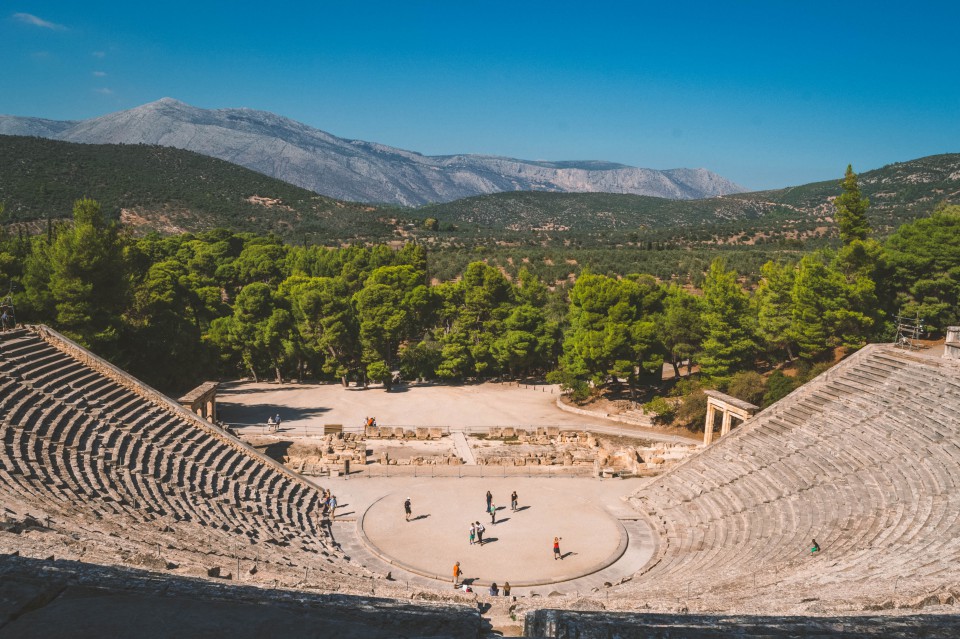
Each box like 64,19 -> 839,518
218,380 -> 617,431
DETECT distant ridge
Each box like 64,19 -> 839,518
0,98 -> 745,206
0,135 -> 390,240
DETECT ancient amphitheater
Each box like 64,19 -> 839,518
3,325 -> 960,637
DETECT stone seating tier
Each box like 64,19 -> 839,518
0,326 -> 370,591
624,344 -> 960,608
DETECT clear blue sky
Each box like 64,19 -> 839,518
3,1 -> 959,190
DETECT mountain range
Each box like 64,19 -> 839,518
3,133 -> 956,248
0,98 -> 744,207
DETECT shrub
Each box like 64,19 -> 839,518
675,388 -> 708,431
763,370 -> 798,406
798,361 -> 834,384
366,360 -> 391,386
643,396 -> 677,425
727,371 -> 766,406
547,370 -> 592,404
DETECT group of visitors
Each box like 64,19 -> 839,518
314,489 -> 338,522
477,489 -> 519,532
410,487 -> 568,593
266,413 -> 282,432
451,488 -> 561,593
452,561 -> 511,597
468,521 -> 485,545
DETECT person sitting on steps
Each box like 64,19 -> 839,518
811,538 -> 820,554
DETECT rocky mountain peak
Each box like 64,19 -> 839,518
0,100 -> 746,206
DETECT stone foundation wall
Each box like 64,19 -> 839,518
283,432 -> 368,475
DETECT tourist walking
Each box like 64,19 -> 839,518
475,521 -> 485,546
329,495 -> 338,521
553,536 -> 562,560
486,490 -> 492,511
404,497 -> 412,522
453,561 -> 461,587
489,502 -> 496,524
469,523 -> 476,545
510,491 -> 518,511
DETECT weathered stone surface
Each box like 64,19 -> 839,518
525,610 -> 960,638
0,557 -> 481,639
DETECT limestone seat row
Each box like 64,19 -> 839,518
0,327 -> 362,583
626,344 -> 960,607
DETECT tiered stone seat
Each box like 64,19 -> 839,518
0,326 -> 359,589
627,344 -> 960,607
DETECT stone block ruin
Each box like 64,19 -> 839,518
472,427 -> 696,476
356,424 -> 698,476
262,431 -> 369,476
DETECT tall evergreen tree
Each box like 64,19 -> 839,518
754,260 -> 797,361
42,198 -> 126,350
791,254 -> 837,360
791,251 -> 877,360
881,205 -> 960,332
353,264 -> 429,387
698,258 -> 757,383
557,273 -> 662,387
835,164 -> 870,245
659,285 -> 705,378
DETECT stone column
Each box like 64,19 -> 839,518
704,402 -> 716,445
206,397 -> 216,422
720,410 -> 732,437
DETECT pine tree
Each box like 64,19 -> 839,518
791,254 -> 836,360
835,164 -> 870,245
45,198 -> 126,350
698,258 -> 757,383
659,285 -> 705,378
754,260 -> 797,361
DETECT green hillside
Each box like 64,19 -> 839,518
413,154 -> 960,243
3,135 -> 957,265
0,135 -> 396,241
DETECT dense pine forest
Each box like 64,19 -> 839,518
1,166 -> 958,431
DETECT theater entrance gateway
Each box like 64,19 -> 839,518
703,390 -> 758,445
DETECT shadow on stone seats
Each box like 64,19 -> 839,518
261,440 -> 293,463
0,555 -> 481,639
525,609 -> 960,638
